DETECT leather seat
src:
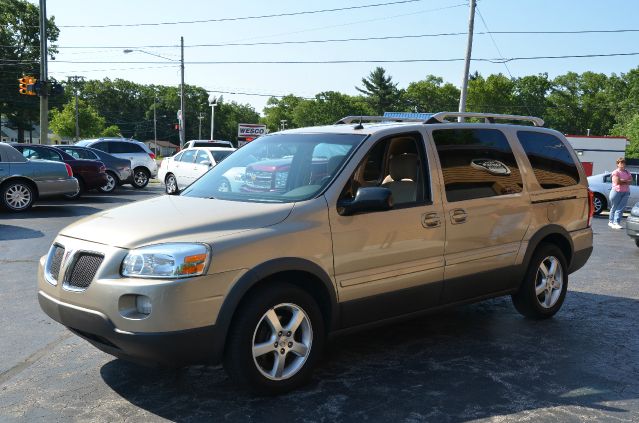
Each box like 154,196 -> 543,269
382,153 -> 418,204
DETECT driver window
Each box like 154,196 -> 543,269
340,134 -> 427,207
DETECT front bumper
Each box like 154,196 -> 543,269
37,236 -> 244,366
38,290 -> 221,366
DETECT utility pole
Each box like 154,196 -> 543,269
38,0 -> 48,144
458,0 -> 476,122
68,76 -> 84,141
153,95 -> 158,157
198,112 -> 204,139
179,36 -> 185,148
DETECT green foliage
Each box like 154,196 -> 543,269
467,73 -> 516,114
403,75 -> 460,113
611,113 -> 639,158
356,67 -> 401,115
49,99 -> 109,138
262,95 -> 304,132
0,0 -> 59,141
101,125 -> 121,137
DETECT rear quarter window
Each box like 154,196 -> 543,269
516,131 -> 580,189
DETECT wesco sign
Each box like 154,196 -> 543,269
238,123 -> 266,138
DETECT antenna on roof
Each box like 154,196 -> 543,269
353,115 -> 364,130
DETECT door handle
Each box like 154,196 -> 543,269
422,212 -> 441,228
450,208 -> 467,224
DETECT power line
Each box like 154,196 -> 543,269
41,52 -> 639,65
52,0 -> 430,28
5,28 -> 639,50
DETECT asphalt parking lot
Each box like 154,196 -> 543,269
1,189 -> 638,422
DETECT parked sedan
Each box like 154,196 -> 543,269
587,171 -> 639,214
11,144 -> 108,199
0,143 -> 78,212
627,202 -> 639,248
158,146 -> 235,194
55,145 -> 132,193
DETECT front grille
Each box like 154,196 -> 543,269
49,245 -> 65,282
66,253 -> 104,290
244,170 -> 273,189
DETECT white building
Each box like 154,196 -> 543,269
565,135 -> 629,176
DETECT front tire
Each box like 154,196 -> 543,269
512,243 -> 568,319
165,174 -> 178,195
1,181 -> 35,212
593,193 -> 606,215
98,171 -> 119,193
132,167 -> 150,189
224,283 -> 325,395
635,239 -> 639,248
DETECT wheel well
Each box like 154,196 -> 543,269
537,234 -> 572,267
106,170 -> 119,181
1,177 -> 39,199
134,166 -> 150,175
232,270 -> 334,335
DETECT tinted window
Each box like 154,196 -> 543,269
211,151 -> 233,163
109,142 -> 144,154
603,174 -> 612,183
517,131 -> 580,189
433,129 -> 523,202
63,149 -> 82,159
91,142 -> 109,153
180,150 -> 196,163
21,147 -> 62,162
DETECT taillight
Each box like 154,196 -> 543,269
99,165 -> 106,173
149,152 -> 156,160
587,189 -> 594,227
65,163 -> 73,177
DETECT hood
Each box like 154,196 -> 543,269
60,195 -> 294,249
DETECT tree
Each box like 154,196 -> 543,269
611,113 -> 639,159
467,73 -> 516,114
49,99 -> 115,138
291,91 -> 372,127
403,75 -> 460,113
356,67 -> 401,115
262,95 -> 305,132
0,0 -> 60,142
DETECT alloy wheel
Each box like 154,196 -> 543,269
165,175 -> 177,194
535,256 -> 564,309
134,170 -> 149,187
251,303 -> 313,381
101,173 -> 116,192
4,183 -> 32,211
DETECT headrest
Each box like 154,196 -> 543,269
389,153 -> 418,181
327,155 -> 345,174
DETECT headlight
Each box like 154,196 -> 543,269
274,171 -> 288,189
121,243 -> 210,279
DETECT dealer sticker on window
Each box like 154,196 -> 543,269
470,159 -> 511,176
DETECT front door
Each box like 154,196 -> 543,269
328,132 -> 446,328
176,149 -> 197,187
431,128 -> 531,302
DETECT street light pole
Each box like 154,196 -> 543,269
210,101 -> 216,140
38,0 -> 48,144
179,36 -> 185,148
198,112 -> 204,139
153,95 -> 158,157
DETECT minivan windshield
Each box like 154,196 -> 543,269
182,133 -> 366,203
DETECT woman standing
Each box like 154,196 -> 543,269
608,157 -> 633,229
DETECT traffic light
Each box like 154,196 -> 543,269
18,76 -> 37,96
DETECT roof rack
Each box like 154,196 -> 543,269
425,112 -> 544,127
335,116 -> 425,125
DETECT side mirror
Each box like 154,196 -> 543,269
337,187 -> 393,216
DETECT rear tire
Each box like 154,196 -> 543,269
165,174 -> 178,195
98,171 -> 118,193
132,167 -> 150,189
224,282 -> 325,395
512,243 -> 568,319
593,193 -> 606,215
635,239 -> 639,248
1,180 -> 35,212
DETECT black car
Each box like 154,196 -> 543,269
55,145 -> 133,193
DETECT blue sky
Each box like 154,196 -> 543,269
40,0 -> 639,114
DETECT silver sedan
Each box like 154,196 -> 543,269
0,143 -> 79,212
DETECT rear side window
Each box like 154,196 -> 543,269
517,131 -> 580,189
432,129 -> 523,202
180,150 -> 196,163
91,142 -> 109,152
109,142 -> 144,154
211,151 -> 233,163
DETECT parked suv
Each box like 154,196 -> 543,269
38,112 -> 593,394
75,138 -> 157,188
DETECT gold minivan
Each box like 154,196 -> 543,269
38,112 -> 594,394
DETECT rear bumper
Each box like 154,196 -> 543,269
38,290 -> 223,366
82,172 -> 109,190
568,227 -> 593,273
627,216 -> 639,239
37,178 -> 79,197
